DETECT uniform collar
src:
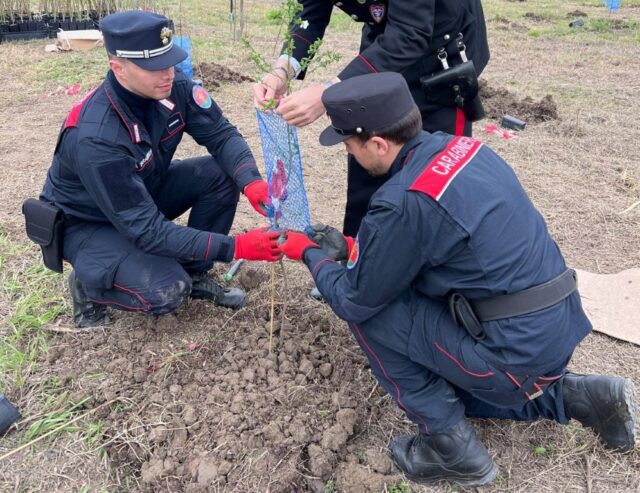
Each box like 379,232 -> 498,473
103,71 -> 158,145
387,131 -> 429,178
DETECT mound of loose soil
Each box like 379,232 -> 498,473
195,62 -> 252,90
489,15 -> 530,33
43,265 -> 401,492
479,79 -> 559,123
523,12 -> 551,22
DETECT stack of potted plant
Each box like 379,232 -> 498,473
1,0 -> 49,42
0,0 -> 140,43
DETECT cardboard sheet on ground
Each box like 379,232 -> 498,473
56,29 -> 103,51
576,268 -> 640,346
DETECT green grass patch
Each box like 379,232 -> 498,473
0,229 -> 66,393
484,0 -> 640,43
322,479 -> 336,493
24,392 -> 90,442
388,483 -> 413,493
29,50 -> 106,91
84,419 -> 104,447
533,445 -> 556,457
527,16 -> 640,41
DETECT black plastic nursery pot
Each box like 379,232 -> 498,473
0,19 -> 48,42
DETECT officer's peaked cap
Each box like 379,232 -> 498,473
100,11 -> 187,71
319,72 -> 417,146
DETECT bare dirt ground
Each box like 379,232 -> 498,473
1,1 -> 640,492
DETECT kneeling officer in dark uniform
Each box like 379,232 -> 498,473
280,73 -> 637,487
35,11 -> 282,328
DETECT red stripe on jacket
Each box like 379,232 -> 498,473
409,137 -> 482,201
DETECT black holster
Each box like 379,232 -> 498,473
420,61 -> 486,122
22,198 -> 65,273
449,292 -> 485,341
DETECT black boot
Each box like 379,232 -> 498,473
190,274 -> 247,310
563,373 -> 637,451
68,270 -> 111,329
389,420 -> 498,487
308,286 -> 325,303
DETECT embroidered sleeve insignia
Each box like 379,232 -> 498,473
346,236 -> 360,269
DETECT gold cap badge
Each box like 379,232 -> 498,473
160,27 -> 173,45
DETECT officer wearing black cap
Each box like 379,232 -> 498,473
280,73 -> 636,487
38,10 -> 281,328
317,72 -> 418,146
254,0 -> 490,240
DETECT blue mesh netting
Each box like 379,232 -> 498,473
256,110 -> 311,232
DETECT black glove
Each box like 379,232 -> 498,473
309,223 -> 349,261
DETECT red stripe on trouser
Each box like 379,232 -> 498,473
351,322 -> 429,432
434,342 -> 494,378
90,284 -> 152,312
358,54 -> 378,73
455,108 -> 466,136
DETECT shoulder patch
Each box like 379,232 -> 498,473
408,136 -> 482,201
192,85 -> 212,109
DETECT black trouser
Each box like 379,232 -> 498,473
343,106 -> 472,236
64,156 -> 239,314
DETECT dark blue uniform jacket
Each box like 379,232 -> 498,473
289,0 -> 490,112
304,132 -> 592,373
41,70 -> 261,265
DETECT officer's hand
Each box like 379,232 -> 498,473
279,231 -> 319,261
234,227 -> 282,262
253,72 -> 287,109
276,84 -> 326,127
309,223 -> 354,261
243,180 -> 271,217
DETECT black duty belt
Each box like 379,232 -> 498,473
449,269 -> 578,341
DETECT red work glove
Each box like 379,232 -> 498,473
243,180 -> 270,217
279,231 -> 319,261
234,228 -> 282,261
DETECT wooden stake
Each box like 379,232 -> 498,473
268,262 -> 276,353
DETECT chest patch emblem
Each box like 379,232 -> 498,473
370,5 -> 385,23
346,236 -> 360,269
192,85 -> 212,109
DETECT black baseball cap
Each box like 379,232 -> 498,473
319,72 -> 418,146
100,11 -> 187,71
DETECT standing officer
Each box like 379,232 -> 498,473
38,11 -> 282,328
253,0 -> 490,237
279,73 -> 636,487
